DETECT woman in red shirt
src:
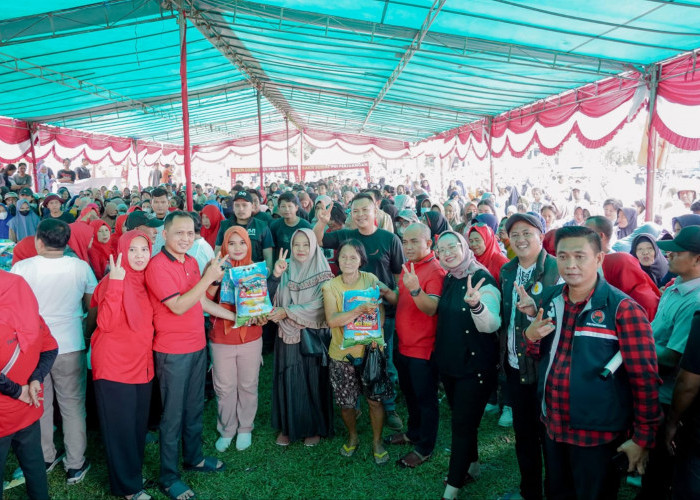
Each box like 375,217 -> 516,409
206,226 -> 265,453
90,230 -> 154,500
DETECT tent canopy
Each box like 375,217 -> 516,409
1,0 -> 699,146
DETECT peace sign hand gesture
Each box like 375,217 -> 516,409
204,255 -> 229,283
524,308 -> 555,341
515,283 -> 537,317
464,274 -> 486,307
273,248 -> 288,278
402,263 -> 420,293
109,253 -> 126,280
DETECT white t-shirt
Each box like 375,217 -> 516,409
187,238 -> 215,275
11,255 -> 97,354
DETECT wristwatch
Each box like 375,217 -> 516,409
410,287 -> 422,297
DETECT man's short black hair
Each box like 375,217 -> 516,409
585,215 -> 613,240
164,210 -> 194,230
152,187 -> 168,199
36,219 -> 70,250
555,226 -> 602,254
247,189 -> 262,202
351,193 -> 375,207
277,192 -> 299,206
338,239 -> 368,268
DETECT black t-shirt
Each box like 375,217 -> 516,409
56,169 -> 76,183
680,310 -> 700,446
269,217 -> 312,256
216,217 -> 273,263
322,228 -> 405,317
75,166 -> 91,180
44,211 -> 75,223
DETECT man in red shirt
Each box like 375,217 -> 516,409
380,223 -> 446,467
145,211 -> 236,500
0,271 -> 58,500
524,226 -> 661,499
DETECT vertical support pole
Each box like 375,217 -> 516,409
299,129 -> 304,182
257,89 -> 264,190
179,9 -> 193,211
486,116 -> 495,194
645,66 -> 659,223
27,122 -> 39,190
133,139 -> 142,191
285,118 -> 290,182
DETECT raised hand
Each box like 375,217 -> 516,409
204,254 -> 229,283
109,253 -> 126,280
273,248 -> 289,278
515,283 -> 536,316
524,308 -> 555,341
464,274 -> 486,307
402,263 -> 420,293
316,206 -> 331,226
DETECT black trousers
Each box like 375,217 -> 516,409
155,349 -> 207,488
442,370 -> 495,488
0,421 -> 48,500
505,364 -> 547,500
395,352 -> 439,456
94,379 -> 152,496
544,434 -> 622,500
639,403 -> 672,500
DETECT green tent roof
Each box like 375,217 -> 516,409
1,0 -> 699,144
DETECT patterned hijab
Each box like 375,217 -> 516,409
437,230 -> 487,279
274,228 -> 333,344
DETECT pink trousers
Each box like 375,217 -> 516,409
210,338 -> 262,437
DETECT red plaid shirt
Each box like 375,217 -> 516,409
527,286 -> 660,448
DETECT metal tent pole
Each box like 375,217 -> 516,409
133,138 -> 141,191
257,89 -> 264,190
486,117 -> 495,193
27,122 -> 39,190
645,66 -> 660,223
179,9 -> 193,211
285,118 -> 290,182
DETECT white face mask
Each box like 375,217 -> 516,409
0,212 -> 7,220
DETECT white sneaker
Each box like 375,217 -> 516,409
498,406 -> 513,427
484,403 -> 500,415
235,432 -> 252,451
215,436 -> 233,453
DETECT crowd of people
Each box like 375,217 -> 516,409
2,162 -> 700,500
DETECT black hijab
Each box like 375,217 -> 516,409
630,233 -> 669,288
423,210 -> 450,243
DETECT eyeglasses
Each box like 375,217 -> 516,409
437,243 -> 462,255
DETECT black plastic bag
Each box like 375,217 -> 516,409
359,342 -> 395,400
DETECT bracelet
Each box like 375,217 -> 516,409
409,287 -> 421,297
469,302 -> 484,314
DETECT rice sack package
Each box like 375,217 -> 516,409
226,262 -> 273,327
342,286 -> 383,348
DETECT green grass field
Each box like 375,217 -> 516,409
4,353 -> 638,499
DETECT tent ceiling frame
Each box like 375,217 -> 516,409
0,0 -> 174,46
30,80 -> 253,122
0,49 -> 237,138
178,0 -> 304,131
195,0 -> 642,73
359,0 -> 446,132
